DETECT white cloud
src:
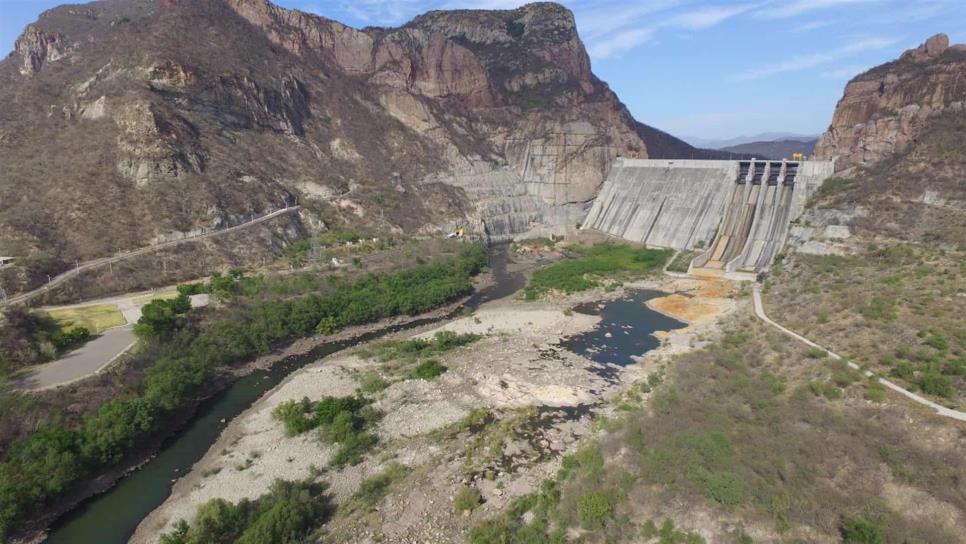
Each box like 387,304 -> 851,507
754,0 -> 882,20
731,36 -> 900,80
589,27 -> 657,59
588,3 -> 757,59
667,4 -> 758,30
794,18 -> 842,32
577,0 -> 683,40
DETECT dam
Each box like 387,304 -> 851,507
582,158 -> 833,272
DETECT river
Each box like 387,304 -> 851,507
43,245 -> 523,544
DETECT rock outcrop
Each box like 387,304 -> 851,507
814,33 -> 966,169
13,26 -> 70,75
0,0 -> 715,287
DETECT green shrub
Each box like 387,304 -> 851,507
918,372 -> 954,398
559,445 -> 605,480
523,243 -> 671,300
892,362 -> 915,380
356,330 -> 481,363
272,398 -> 315,436
812,176 -> 851,200
454,486 -> 483,514
864,383 -> 886,402
50,326 -> 90,351
358,372 -> 388,393
270,395 -> 379,467
576,491 -> 613,528
925,332 -> 949,352
159,480 -> 330,544
859,297 -> 897,321
842,517 -> 884,544
134,294 -> 192,339
811,380 -> 842,400
409,359 -> 447,380
354,462 -> 405,507
804,347 -> 829,359
696,469 -> 743,506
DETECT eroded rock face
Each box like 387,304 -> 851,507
224,0 -> 647,226
114,101 -> 207,186
0,0 -> 699,267
14,26 -> 70,75
815,33 -> 966,169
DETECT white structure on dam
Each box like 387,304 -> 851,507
582,158 -> 834,272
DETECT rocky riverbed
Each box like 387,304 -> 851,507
131,272 -> 738,544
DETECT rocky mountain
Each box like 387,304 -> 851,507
804,34 -> 966,249
0,0 -> 717,295
814,33 -> 966,169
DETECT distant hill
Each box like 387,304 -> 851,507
633,123 -> 753,160
718,138 -> 818,160
685,132 -> 819,149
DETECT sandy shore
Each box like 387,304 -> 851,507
131,271 -> 739,544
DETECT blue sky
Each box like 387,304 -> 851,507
2,0 -> 965,141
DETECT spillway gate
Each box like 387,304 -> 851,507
582,158 -> 834,272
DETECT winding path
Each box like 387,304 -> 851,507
2,206 -> 299,307
752,284 -> 966,422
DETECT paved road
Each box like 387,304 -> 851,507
753,285 -> 966,422
15,326 -> 136,391
14,293 -> 210,391
2,206 -> 299,307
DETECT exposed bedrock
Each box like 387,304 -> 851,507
814,33 -> 966,169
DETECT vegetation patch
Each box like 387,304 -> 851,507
346,462 -> 407,512
766,246 -> 966,406
454,486 -> 483,514
523,243 -> 672,300
45,303 -> 126,333
665,251 -> 696,273
159,479 -> 332,544
0,245 -> 488,538
272,395 -> 380,468
354,330 -> 481,364
471,323 -> 965,542
409,359 -> 447,380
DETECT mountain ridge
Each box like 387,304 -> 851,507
0,0 -> 719,297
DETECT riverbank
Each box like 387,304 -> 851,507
132,271 -> 740,543
24,293 -> 478,544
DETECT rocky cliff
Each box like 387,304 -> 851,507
814,33 -> 966,169
0,0 -> 713,293
803,34 -> 966,250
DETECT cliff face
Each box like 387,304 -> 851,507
814,34 -> 966,169
1,0 -> 718,291
805,34 -> 966,249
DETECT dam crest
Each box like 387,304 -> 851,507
582,158 -> 834,272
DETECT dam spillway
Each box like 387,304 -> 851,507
582,158 -> 833,272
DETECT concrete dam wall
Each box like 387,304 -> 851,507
583,158 -> 833,271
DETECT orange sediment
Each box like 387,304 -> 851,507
649,273 -> 737,328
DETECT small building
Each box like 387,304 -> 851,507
0,256 -> 14,267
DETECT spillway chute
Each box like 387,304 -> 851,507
582,158 -> 834,273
